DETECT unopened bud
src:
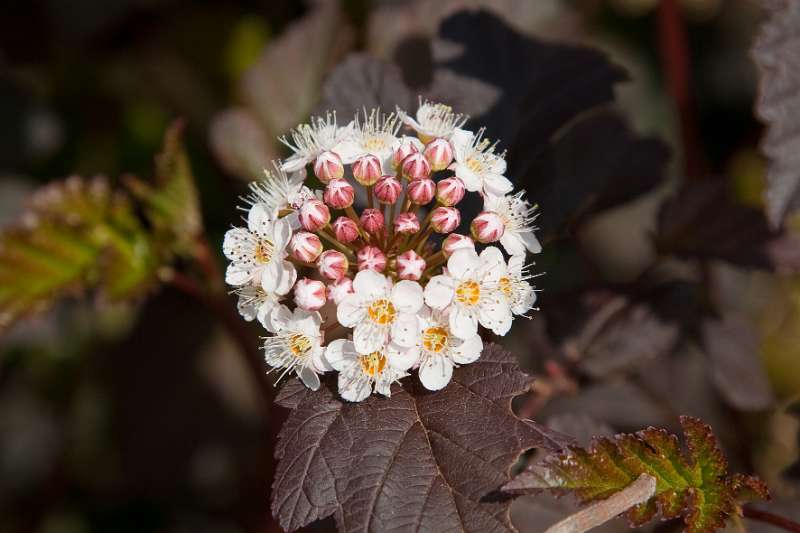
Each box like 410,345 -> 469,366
442,233 -> 475,258
392,136 -> 422,169
299,199 -> 330,232
470,211 -> 505,243
289,231 -> 323,263
393,212 -> 420,234
313,151 -> 344,183
407,178 -> 435,205
401,152 -> 431,181
424,138 -> 454,171
436,177 -> 466,206
356,245 -> 387,272
323,178 -> 355,209
294,278 -> 327,311
326,277 -> 354,304
352,155 -> 382,186
317,250 -> 349,281
430,206 -> 461,233
332,216 -> 360,243
360,208 -> 385,234
374,176 -> 402,205
396,250 -> 426,281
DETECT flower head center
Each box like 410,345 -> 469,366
288,333 -> 312,357
455,280 -> 481,306
363,136 -> 388,153
254,240 -> 274,264
422,326 -> 449,353
360,351 -> 387,377
498,277 -> 514,298
465,157 -> 483,173
367,298 -> 396,325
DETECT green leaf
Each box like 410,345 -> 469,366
0,122 -> 201,330
504,416 -> 769,533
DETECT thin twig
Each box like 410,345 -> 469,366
743,506 -> 800,533
544,474 -> 657,533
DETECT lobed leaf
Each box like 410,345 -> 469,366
504,416 -> 769,533
270,344 -> 573,532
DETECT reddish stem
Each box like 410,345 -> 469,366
742,506 -> 800,533
657,0 -> 706,181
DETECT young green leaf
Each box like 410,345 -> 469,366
504,416 -> 769,533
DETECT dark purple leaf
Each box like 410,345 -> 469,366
270,344 -> 571,532
752,0 -> 800,227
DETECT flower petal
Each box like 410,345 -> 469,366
449,306 -> 478,339
478,246 -> 507,282
447,248 -> 481,280
512,284 -> 537,315
507,254 -> 526,276
418,355 -> 454,391
223,228 -> 253,261
225,262 -> 252,286
354,321 -> 386,354
390,312 -> 420,348
336,294 -> 365,327
500,231 -> 527,256
478,298 -> 513,336
324,339 -> 356,371
298,367 -> 320,391
452,335 -> 483,364
280,155 -> 308,173
391,280 -> 424,313
520,230 -> 542,254
424,275 -> 455,309
353,269 -> 389,299
387,343 -> 419,371
483,173 -> 513,196
338,370 -> 371,402
455,163 -> 482,192
312,346 -> 333,372
248,203 -> 273,233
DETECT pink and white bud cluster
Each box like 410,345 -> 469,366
224,101 -> 543,401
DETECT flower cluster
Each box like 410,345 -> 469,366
223,101 -> 540,402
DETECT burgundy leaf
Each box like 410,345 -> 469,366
271,344 -> 571,532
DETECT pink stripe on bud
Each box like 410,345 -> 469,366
294,278 -> 327,311
360,208 -> 385,234
352,155 -> 382,186
407,178 -> 435,205
471,211 -> 505,243
326,276 -> 354,304
374,176 -> 402,205
299,199 -> 330,232
289,231 -> 323,263
442,233 -> 475,258
332,216 -> 360,243
430,206 -> 461,233
392,137 -> 420,170
356,245 -> 387,272
396,250 -> 426,281
323,178 -> 355,209
401,152 -> 431,181
436,176 -> 466,206
393,212 -> 420,234
317,250 -> 349,281
424,138 -> 454,171
314,151 -> 344,183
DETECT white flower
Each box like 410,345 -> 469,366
245,162 -> 314,228
263,305 -> 330,390
424,247 -> 513,339
398,99 -> 468,142
483,192 -> 541,255
336,269 -> 423,355
324,339 -> 416,402
279,112 -> 354,172
223,203 -> 296,295
490,252 -> 537,316
450,128 -> 512,197
407,308 -> 483,391
334,108 -> 401,169
234,284 -> 281,331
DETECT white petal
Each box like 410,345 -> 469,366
478,246 -> 507,282
447,248 -> 481,280
312,346 -> 332,372
449,306 -> 478,339
280,155 -> 308,173
512,284 -> 537,315
520,230 -> 542,254
455,163 -> 482,192
324,339 -> 356,371
260,302 -> 284,333
452,335 -> 483,364
450,128 -> 473,160
248,203 -> 272,233
269,304 -> 293,332
372,373 -> 394,397
391,280 -> 424,313
500,231 -> 526,256
483,173 -> 513,196
298,367 -> 320,390
478,299 -> 513,336
276,261 -> 297,295
390,312 -> 420,348
337,295 -> 366,327
225,263 -> 252,286
338,371 -> 371,402
332,139 -> 362,164
260,260 -> 282,293
354,321 -> 386,355
353,269 -> 389,299
387,343 -> 419,371
424,275 -> 455,310
418,355 -> 454,391
507,254 -> 526,276
223,228 -> 253,260
271,217 -> 293,252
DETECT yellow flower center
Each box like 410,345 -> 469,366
288,334 -> 312,357
363,136 -> 387,152
254,240 -> 274,264
498,277 -> 513,298
422,326 -> 449,353
360,351 -> 387,377
465,157 -> 483,173
455,280 -> 481,306
367,298 -> 396,325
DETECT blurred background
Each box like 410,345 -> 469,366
1,0 -> 798,532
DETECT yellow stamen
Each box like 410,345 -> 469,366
455,280 -> 481,306
367,298 -> 397,325
422,326 -> 449,353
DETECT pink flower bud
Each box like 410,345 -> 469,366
360,208 -> 385,234
332,216 -> 360,243
352,155 -> 382,186
442,233 -> 475,258
289,231 -> 323,263
299,199 -> 330,232
436,176 -> 466,206
356,245 -> 386,272
294,278 -> 327,311
396,250 -> 426,281
313,151 -> 344,183
392,137 -> 420,169
326,277 -> 354,304
317,250 -> 349,281
430,206 -> 461,233
323,178 -> 354,209
424,138 -> 454,171
471,211 -> 505,243
393,212 -> 420,234
407,178 -> 435,205
374,176 -> 402,205
401,152 -> 431,181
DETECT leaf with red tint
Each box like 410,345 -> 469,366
270,344 -> 572,532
